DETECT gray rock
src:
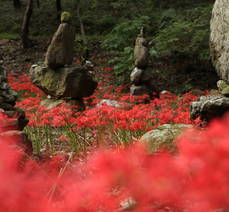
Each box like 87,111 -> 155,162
97,99 -> 120,108
40,98 -> 85,111
0,82 -> 9,89
140,124 -> 192,153
40,98 -> 66,110
210,0 -> 229,82
30,64 -> 97,99
222,86 -> 229,97
130,67 -> 143,85
130,85 -> 149,96
217,80 -> 228,92
45,23 -> 75,69
119,197 -> 137,211
0,66 -> 18,111
134,31 -> 148,68
190,95 -> 229,122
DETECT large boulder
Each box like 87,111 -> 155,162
190,95 -> 229,122
140,124 -> 192,153
210,0 -> 229,82
30,64 -> 97,99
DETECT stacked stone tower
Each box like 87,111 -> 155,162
0,65 -> 32,154
130,28 -> 158,98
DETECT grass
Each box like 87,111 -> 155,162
0,33 -> 20,40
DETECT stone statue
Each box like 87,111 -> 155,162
45,12 -> 75,69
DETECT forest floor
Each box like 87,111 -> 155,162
0,38 -> 46,74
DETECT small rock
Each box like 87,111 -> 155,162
41,98 -> 65,110
222,87 -> 229,97
217,80 -> 228,92
130,85 -> 149,96
97,99 -> 120,108
120,197 -> 137,211
130,67 -> 144,85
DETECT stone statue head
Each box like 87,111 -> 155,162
61,11 -> 72,23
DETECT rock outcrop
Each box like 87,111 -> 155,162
190,95 -> 229,122
210,0 -> 229,82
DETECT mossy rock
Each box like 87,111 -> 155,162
140,124 -> 192,153
29,64 -> 97,99
217,80 -> 228,92
222,86 -> 229,97
61,12 -> 72,23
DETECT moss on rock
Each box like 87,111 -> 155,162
61,12 -> 72,23
222,86 -> 229,97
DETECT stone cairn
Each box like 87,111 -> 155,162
0,65 -> 32,154
130,28 -> 158,97
190,0 -> 229,123
30,12 -> 97,109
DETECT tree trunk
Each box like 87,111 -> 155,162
36,0 -> 40,8
21,0 -> 33,48
76,2 -> 89,61
13,0 -> 21,9
56,0 -> 62,21
76,3 -> 87,45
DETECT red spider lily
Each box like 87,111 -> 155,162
1,113 -> 229,211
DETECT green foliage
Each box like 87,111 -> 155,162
109,46 -> 134,84
0,0 -> 216,91
101,3 -> 214,88
152,5 -> 212,61
0,33 -> 20,39
102,16 -> 151,51
102,16 -> 151,82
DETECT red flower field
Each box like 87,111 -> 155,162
0,63 -> 226,211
